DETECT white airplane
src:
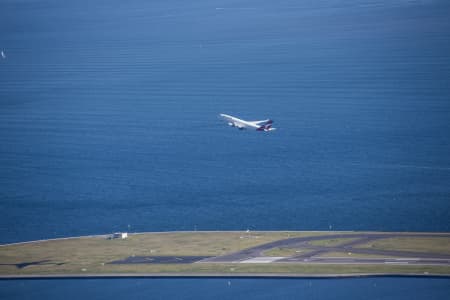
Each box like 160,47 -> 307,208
219,113 -> 276,131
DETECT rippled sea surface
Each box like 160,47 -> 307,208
1,0 -> 450,244
2,0 -> 450,298
0,278 -> 449,300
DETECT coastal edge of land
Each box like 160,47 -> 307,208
1,231 -> 449,279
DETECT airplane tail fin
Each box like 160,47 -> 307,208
253,119 -> 273,125
260,124 -> 276,132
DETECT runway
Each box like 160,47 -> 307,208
200,233 -> 450,266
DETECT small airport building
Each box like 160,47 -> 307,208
112,232 -> 128,239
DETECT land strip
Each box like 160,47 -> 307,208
1,231 -> 449,277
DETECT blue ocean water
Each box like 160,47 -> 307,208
1,278 -> 450,300
2,0 -> 450,298
2,0 -> 449,243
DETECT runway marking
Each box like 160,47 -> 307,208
240,257 -> 285,263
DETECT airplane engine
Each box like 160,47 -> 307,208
228,122 -> 235,127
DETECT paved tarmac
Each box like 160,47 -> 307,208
104,233 -> 450,267
200,233 -> 450,266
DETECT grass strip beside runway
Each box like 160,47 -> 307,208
1,231 -> 449,277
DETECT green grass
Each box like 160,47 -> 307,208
356,237 -> 450,255
1,262 -> 449,276
1,232 -> 449,276
0,231 -> 325,275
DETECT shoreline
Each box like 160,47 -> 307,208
2,231 -> 449,278
2,230 -> 450,247
2,273 -> 450,280
0,230 -> 355,247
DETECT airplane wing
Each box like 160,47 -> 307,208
219,114 -> 235,123
220,114 -> 247,129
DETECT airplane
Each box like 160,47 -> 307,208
219,113 -> 276,131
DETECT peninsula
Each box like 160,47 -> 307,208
1,231 -> 449,278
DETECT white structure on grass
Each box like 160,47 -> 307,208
112,232 -> 128,239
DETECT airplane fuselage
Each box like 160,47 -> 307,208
219,114 -> 275,132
